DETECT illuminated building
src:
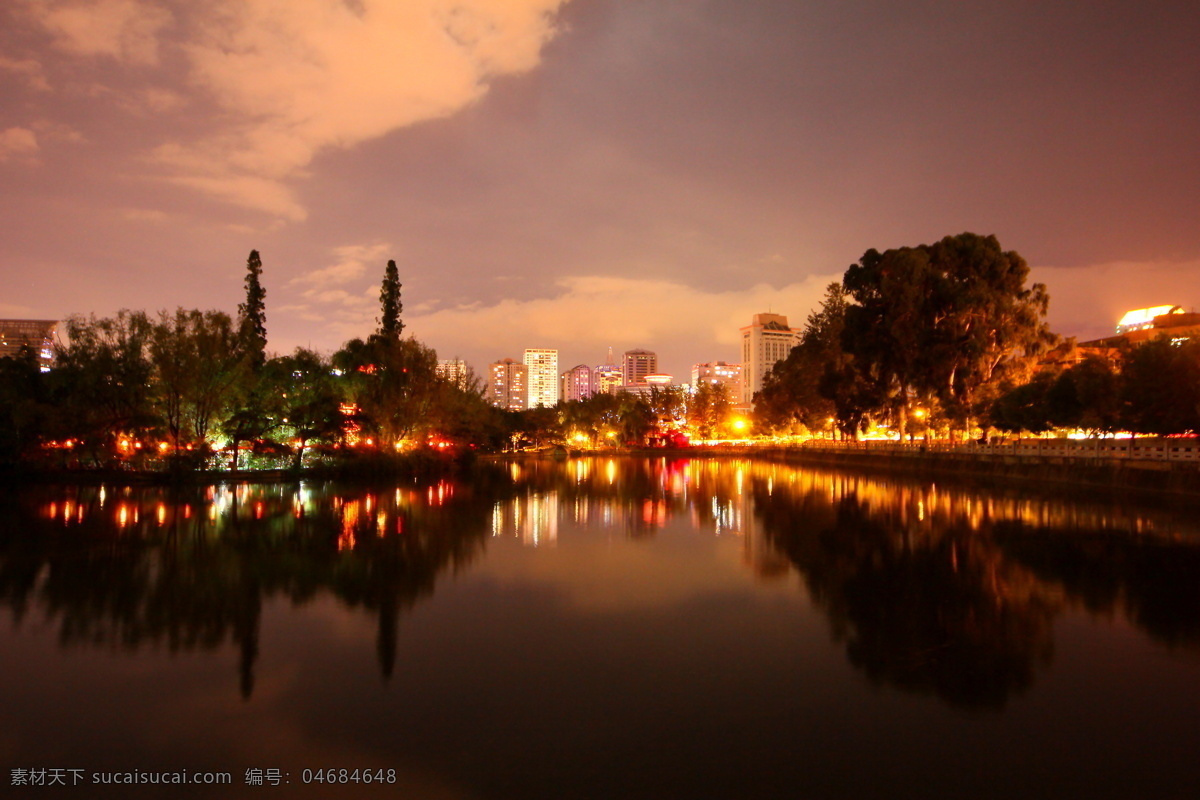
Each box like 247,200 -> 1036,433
740,313 -> 799,406
594,362 -> 623,395
561,364 -> 593,402
1116,305 -> 1187,334
436,358 -> 468,387
625,373 -> 674,399
1076,304 -> 1200,356
623,348 -> 657,389
0,319 -> 57,371
488,358 -> 527,410
524,348 -> 559,408
692,361 -> 743,404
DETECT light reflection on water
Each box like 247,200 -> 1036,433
3,457 -> 1200,798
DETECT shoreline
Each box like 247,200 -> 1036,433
6,443 -> 1199,498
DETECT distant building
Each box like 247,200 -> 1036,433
740,313 -> 800,406
436,358 -> 469,387
488,358 -> 527,411
623,348 -> 657,389
0,319 -> 57,371
1115,305 -> 1189,335
594,362 -> 623,396
625,373 -> 674,399
561,364 -> 593,402
524,348 -> 559,408
1077,305 -> 1200,356
692,361 -> 742,403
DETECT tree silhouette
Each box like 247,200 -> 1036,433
238,250 -> 268,372
378,259 -> 403,341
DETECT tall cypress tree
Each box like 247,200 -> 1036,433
378,259 -> 403,341
238,249 -> 268,370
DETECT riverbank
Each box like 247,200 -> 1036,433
743,442 -> 1200,498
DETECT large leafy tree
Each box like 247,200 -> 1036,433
270,348 -> 344,468
842,249 -> 932,437
922,233 -> 1054,427
334,335 -> 438,448
149,308 -> 245,454
842,233 -> 1053,436
238,250 -> 268,371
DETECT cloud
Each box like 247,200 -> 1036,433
171,0 -> 568,217
34,0 -> 172,66
0,55 -> 51,91
18,0 -> 568,217
0,127 -> 39,162
289,243 -> 392,290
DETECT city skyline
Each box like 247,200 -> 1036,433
2,1 -> 1199,381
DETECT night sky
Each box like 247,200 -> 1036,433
2,0 -> 1198,379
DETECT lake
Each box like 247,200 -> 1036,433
3,456 -> 1199,799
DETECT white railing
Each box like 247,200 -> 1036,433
793,438 -> 1200,463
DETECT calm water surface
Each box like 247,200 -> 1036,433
2,457 -> 1199,799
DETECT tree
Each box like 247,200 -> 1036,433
841,233 -> 1054,437
378,260 -> 403,341
333,335 -> 438,448
149,308 -> 245,456
270,349 -> 344,469
1120,337 -> 1200,435
0,347 -> 52,465
922,234 -> 1054,429
688,380 -> 733,439
52,310 -> 158,465
842,249 -> 932,438
238,250 -> 268,371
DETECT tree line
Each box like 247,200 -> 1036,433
755,232 -> 1200,439
0,252 -> 504,472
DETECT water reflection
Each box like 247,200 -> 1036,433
0,471 -> 511,697
748,460 -> 1200,710
4,457 -> 1200,714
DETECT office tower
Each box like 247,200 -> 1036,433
561,364 -> 593,402
488,358 -> 527,410
622,348 -> 657,388
524,348 -> 559,407
692,361 -> 743,403
740,313 -> 800,405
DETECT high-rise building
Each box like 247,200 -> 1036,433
692,361 -> 743,403
740,313 -> 800,405
561,364 -> 593,402
0,319 -> 57,371
593,362 -> 623,395
623,348 -> 657,389
488,358 -> 527,410
436,358 -> 469,387
524,348 -> 559,408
